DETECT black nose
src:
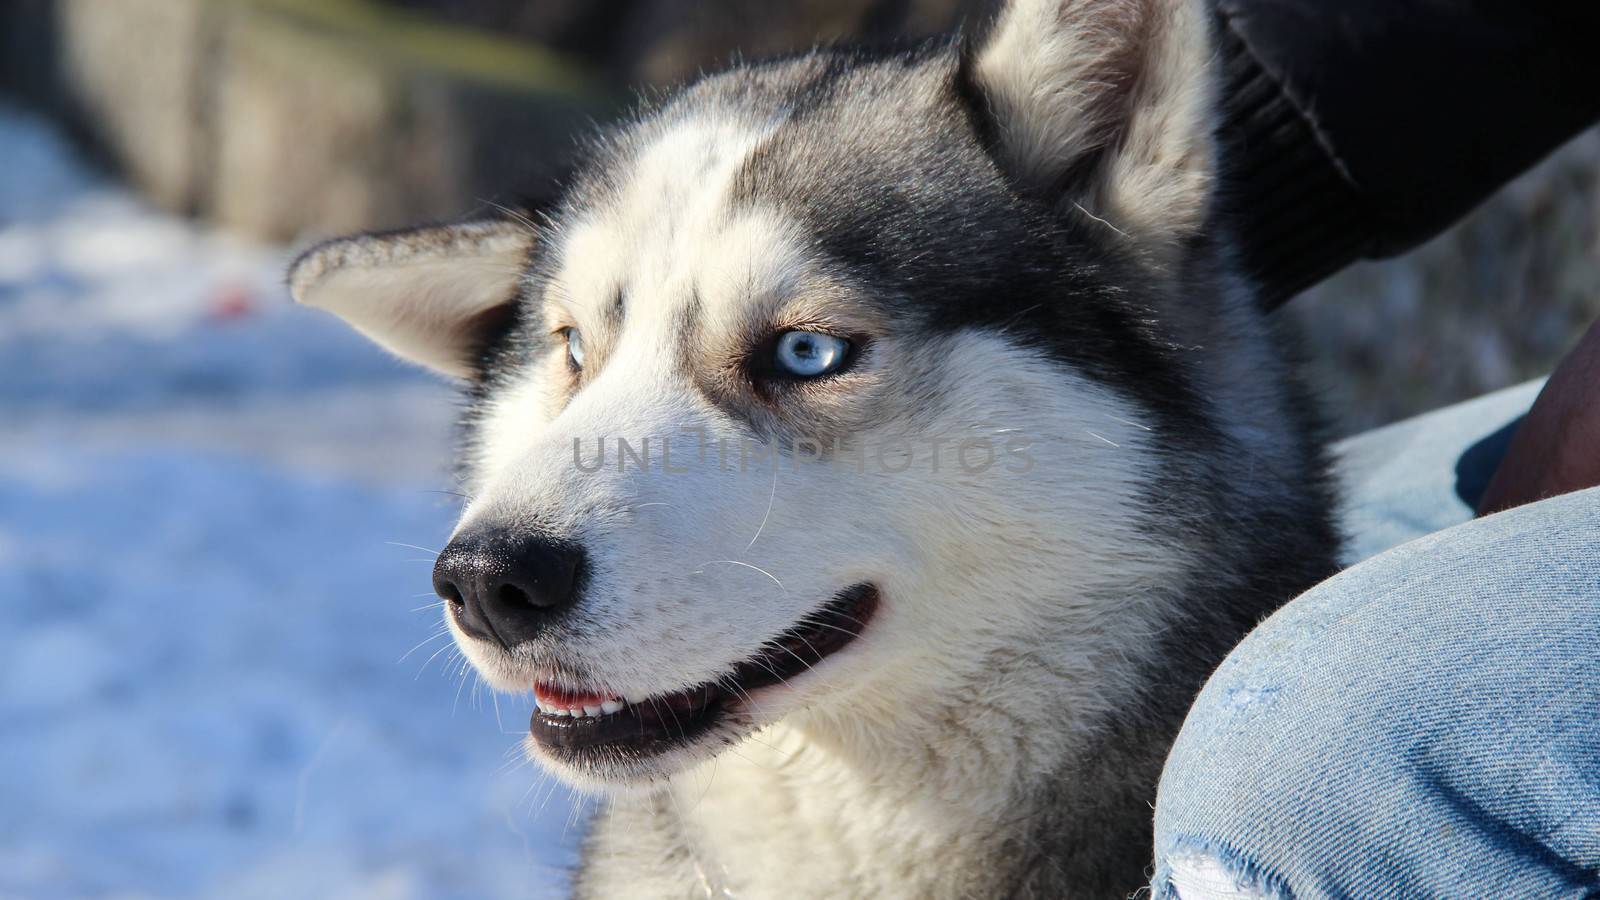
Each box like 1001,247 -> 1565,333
432,530 -> 586,648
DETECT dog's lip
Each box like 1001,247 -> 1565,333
532,683 -> 617,711
525,583 -> 879,761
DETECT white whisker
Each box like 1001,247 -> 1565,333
696,559 -> 787,594
385,541 -> 441,556
745,464 -> 779,552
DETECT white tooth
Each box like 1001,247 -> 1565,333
600,699 -> 624,715
547,708 -> 568,717
583,705 -> 602,717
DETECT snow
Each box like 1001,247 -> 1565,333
0,103 -> 587,899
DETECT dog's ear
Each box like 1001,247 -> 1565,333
289,219 -> 533,379
968,0 -> 1216,261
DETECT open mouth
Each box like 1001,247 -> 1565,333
527,583 -> 878,764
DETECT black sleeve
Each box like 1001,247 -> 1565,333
1211,0 -> 1600,308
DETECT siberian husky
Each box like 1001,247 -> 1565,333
290,0 -> 1338,895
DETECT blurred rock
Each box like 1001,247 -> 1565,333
56,0 -> 209,214
3,0 -> 616,241
385,0 -> 994,86
607,0 -> 990,87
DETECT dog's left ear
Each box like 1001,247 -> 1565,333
289,219 -> 534,379
968,0 -> 1216,262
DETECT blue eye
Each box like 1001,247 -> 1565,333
565,329 -> 585,368
774,330 -> 850,378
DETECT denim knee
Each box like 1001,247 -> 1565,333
1152,487 -> 1600,899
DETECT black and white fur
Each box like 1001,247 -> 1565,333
290,0 -> 1338,895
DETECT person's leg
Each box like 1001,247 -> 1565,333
1332,378 -> 1542,566
1149,485 -> 1600,898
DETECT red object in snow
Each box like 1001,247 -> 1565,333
208,283 -> 257,322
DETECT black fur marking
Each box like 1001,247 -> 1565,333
951,32 -> 1001,156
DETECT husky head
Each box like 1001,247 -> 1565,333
292,0 -> 1238,790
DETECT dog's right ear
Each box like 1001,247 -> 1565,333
289,219 -> 534,379
966,0 -> 1217,266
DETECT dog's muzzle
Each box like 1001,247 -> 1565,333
527,583 -> 880,766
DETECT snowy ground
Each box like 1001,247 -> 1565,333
0,104 -> 587,899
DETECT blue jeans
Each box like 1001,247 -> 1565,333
1151,381 -> 1600,899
